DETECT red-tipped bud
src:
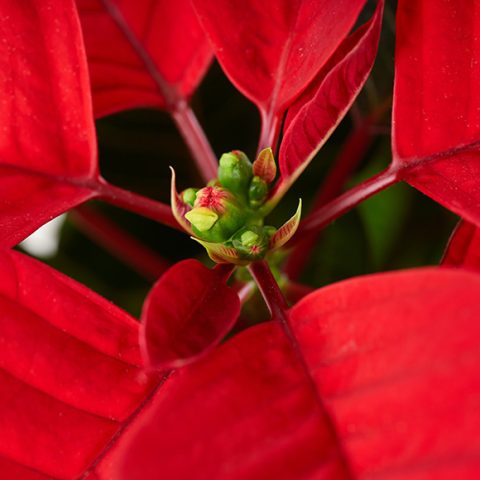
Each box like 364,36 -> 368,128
252,147 -> 277,184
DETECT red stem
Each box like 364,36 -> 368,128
291,166 -> 399,245
284,111 -> 384,279
99,0 -> 217,183
248,260 -> 354,476
171,101 -> 218,182
71,205 -> 170,281
258,109 -> 282,156
94,179 -> 181,231
248,260 -> 289,315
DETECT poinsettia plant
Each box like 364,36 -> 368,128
1,0 -> 480,478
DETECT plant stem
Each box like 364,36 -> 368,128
94,179 -> 181,231
71,205 -> 170,281
292,166 -> 399,244
171,101 -> 218,182
248,260 -> 294,339
284,104 -> 388,279
99,0 -> 217,183
258,109 -> 282,155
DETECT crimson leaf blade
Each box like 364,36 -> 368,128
275,0 -> 383,198
140,259 -> 240,370
0,0 -> 99,247
77,0 -> 213,116
393,0 -> 480,226
113,268 -> 480,478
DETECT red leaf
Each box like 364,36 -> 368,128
140,259 -> 240,370
393,0 -> 480,226
113,268 -> 480,478
192,0 -> 365,124
0,250 -> 160,478
77,0 -> 213,116
276,1 -> 383,192
442,221 -> 480,271
0,0 -> 99,247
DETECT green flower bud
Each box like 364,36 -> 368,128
248,175 -> 268,208
218,150 -> 252,197
232,225 -> 270,260
187,185 -> 247,242
182,188 -> 198,207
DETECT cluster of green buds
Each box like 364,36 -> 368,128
171,148 -> 301,265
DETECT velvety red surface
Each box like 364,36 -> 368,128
0,0 -> 99,247
77,0 -> 213,116
393,0 -> 480,226
140,259 -> 240,370
113,268 -> 480,479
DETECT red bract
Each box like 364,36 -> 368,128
1,0 -> 480,478
0,250 -> 160,478
115,268 -> 480,479
393,0 -> 480,226
442,221 -> 480,271
296,0 -> 480,239
140,259 -> 240,369
0,0 -> 179,248
77,0 -> 213,117
0,0 -> 98,248
275,1 -> 383,198
192,0 -> 366,148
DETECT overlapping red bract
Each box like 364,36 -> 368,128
0,0 -> 99,248
77,0 -> 213,116
0,250 -> 160,478
0,0 -> 479,478
442,221 -> 480,271
192,0 -> 365,126
277,0 -> 383,190
393,0 -> 480,226
114,268 -> 480,478
140,259 -> 240,370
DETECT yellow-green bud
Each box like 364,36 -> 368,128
182,188 -> 198,207
185,207 -> 218,232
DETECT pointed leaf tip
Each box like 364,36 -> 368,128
170,167 -> 194,235
253,147 -> 277,184
270,199 -> 302,250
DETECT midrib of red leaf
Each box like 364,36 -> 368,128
79,373 -> 170,479
394,138 -> 480,171
97,0 -> 218,181
295,137 -> 480,241
0,161 -> 179,230
249,261 -> 355,478
98,0 -> 182,111
258,7 -> 301,152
